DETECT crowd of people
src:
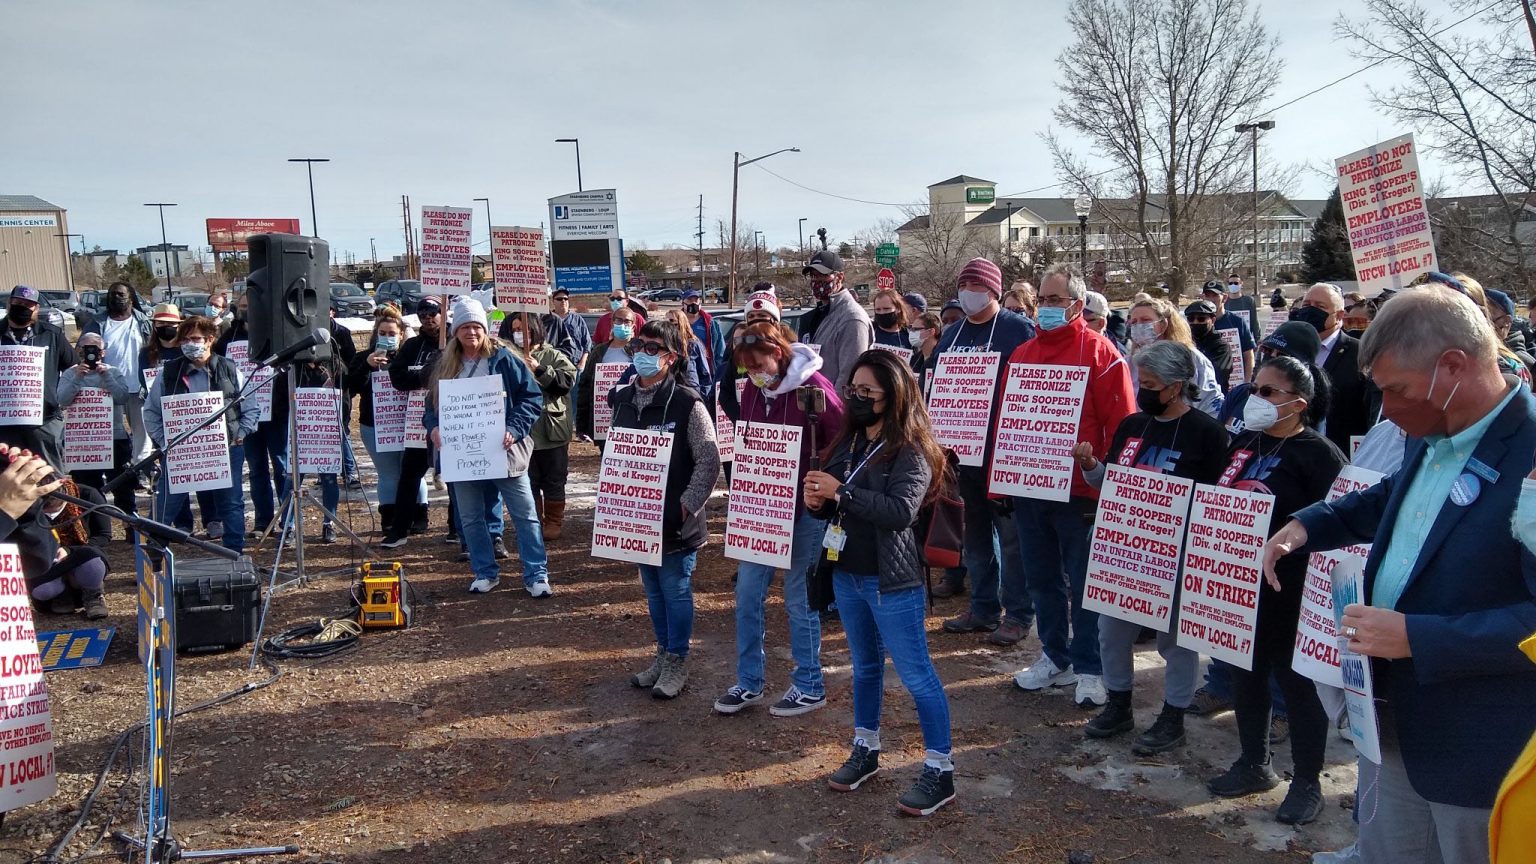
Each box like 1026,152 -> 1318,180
2,249 -> 1533,859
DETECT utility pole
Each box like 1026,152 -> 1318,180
288,158 -> 330,235
798,218 -> 807,260
144,203 -> 177,297
695,195 -> 706,296
728,146 -> 799,305
401,195 -> 418,279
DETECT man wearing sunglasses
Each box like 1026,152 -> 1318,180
381,297 -> 447,547
795,249 -> 870,389
591,288 -> 646,347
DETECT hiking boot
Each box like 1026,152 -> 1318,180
985,619 -> 1028,646
631,647 -> 665,689
651,652 -> 687,699
1014,655 -> 1076,691
1207,759 -> 1280,798
897,765 -> 956,817
493,536 -> 511,560
1084,689 -> 1135,739
941,610 -> 998,634
768,686 -> 826,717
1132,703 -> 1187,755
930,574 -> 966,599
1075,674 -> 1108,708
1270,715 -> 1290,745
544,500 -> 566,542
205,521 -> 224,541
1276,777 -> 1324,825
827,743 -> 880,792
81,590 -> 109,621
1187,685 -> 1232,717
713,685 -> 765,715
320,522 -> 337,544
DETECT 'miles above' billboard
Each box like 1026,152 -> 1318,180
206,218 -> 302,252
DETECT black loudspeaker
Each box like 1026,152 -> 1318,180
245,233 -> 332,362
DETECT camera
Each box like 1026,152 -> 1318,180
81,344 -> 101,368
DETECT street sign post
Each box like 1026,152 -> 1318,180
875,243 -> 899,267
875,267 -> 896,293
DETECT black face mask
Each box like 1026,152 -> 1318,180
1137,385 -> 1172,416
107,294 -> 132,314
684,303 -> 700,315
1189,322 -> 1212,340
873,311 -> 901,330
156,325 -> 179,342
1290,305 -> 1330,333
847,395 -> 881,428
233,308 -> 246,322
7,305 -> 33,327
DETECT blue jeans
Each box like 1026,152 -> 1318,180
155,456 -> 245,555
244,421 -> 290,530
448,484 -> 504,541
1014,496 -> 1100,675
734,512 -> 826,696
318,473 -> 339,524
834,570 -> 951,754
639,551 -> 696,657
341,426 -> 357,477
959,467 -> 1033,627
451,474 -> 547,586
360,425 -> 425,507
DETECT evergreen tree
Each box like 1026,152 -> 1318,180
121,255 -> 159,294
1299,187 -> 1356,284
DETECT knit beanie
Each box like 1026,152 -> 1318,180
450,296 -> 489,336
957,258 -> 1003,298
745,291 -> 781,321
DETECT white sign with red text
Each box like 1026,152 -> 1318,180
0,346 -> 46,426
161,391 -> 232,493
226,341 -> 274,422
725,422 -> 802,569
371,370 -> 408,453
420,206 -> 474,295
927,352 -> 1001,467
1084,464 -> 1194,632
870,342 -> 914,364
1175,484 -> 1275,670
989,363 -> 1088,502
1336,133 -> 1437,294
0,544 -> 56,811
63,387 -> 114,471
491,226 -> 550,313
592,428 -> 675,566
294,387 -> 343,475
1293,466 -> 1386,687
592,362 -> 627,440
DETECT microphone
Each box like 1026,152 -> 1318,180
257,328 -> 331,368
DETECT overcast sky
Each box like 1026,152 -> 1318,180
2,0 -> 1458,265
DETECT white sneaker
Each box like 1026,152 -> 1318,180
468,577 -> 500,593
1014,656 -> 1077,691
1074,674 -> 1107,708
526,579 -> 552,598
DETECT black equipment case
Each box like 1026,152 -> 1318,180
172,556 -> 261,653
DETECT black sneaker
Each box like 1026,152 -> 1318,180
81,590 -> 109,621
493,537 -> 511,560
1207,759 -> 1280,798
768,686 -> 826,717
1275,777 -> 1324,825
712,685 -> 764,715
442,531 -> 459,545
1084,690 -> 1135,739
827,744 -> 880,792
897,765 -> 955,816
379,533 -> 408,550
1132,704 -> 1187,755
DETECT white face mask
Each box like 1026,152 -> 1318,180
511,332 -> 525,348
1242,395 -> 1299,433
1514,478 -> 1536,556
1129,322 -> 1159,346
957,290 -> 992,317
907,329 -> 926,348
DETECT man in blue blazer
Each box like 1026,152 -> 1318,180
1262,286 -> 1536,864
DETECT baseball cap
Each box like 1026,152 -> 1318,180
941,299 -> 963,314
1084,292 -> 1109,317
551,288 -> 570,299
1487,288 -> 1515,317
417,297 -> 442,314
802,249 -> 844,276
1184,299 -> 1218,318
151,303 -> 181,323
902,292 -> 928,313
1200,280 -> 1224,297
9,285 -> 39,304
1261,321 -> 1322,363
682,289 -> 702,301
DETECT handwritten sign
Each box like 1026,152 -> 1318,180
1217,327 -> 1244,390
371,370 -> 408,453
420,206 -> 474,296
927,352 -> 1001,467
591,428 -> 675,566
869,342 -> 914,364
63,387 -> 114,471
592,362 -> 627,440
1336,134 -> 1436,295
491,226 -> 549,313
1175,484 -> 1275,669
437,376 -> 507,482
1331,556 -> 1382,763
294,387 -> 343,475
725,422 -> 802,569
1083,465 -> 1194,632
160,391 -> 233,493
1293,466 -> 1385,688
0,346 -> 46,426
990,363 -> 1088,501
0,544 -> 56,811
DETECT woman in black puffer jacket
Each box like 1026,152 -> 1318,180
803,349 -> 956,818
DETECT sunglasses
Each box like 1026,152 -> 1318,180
839,383 -> 885,401
1254,384 -> 1297,399
609,296 -> 626,302
418,309 -> 441,317
627,340 -> 669,357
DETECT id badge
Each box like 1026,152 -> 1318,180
824,525 -> 847,561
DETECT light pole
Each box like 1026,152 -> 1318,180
798,217 -> 808,259
1073,193 -> 1092,274
729,146 -> 799,304
754,231 -> 764,280
144,203 -> 177,296
1234,120 -> 1275,292
473,197 -> 493,282
287,157 -> 330,236
1006,203 -> 1017,275
55,233 -> 83,292
369,237 -> 377,265
555,138 -> 582,191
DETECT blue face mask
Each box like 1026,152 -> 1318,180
1036,306 -> 1069,331
610,299 -> 624,311
375,335 -> 398,352
633,352 -> 665,379
612,323 -> 633,341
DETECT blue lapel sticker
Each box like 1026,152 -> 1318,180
1450,473 -> 1480,507
1466,457 -> 1500,485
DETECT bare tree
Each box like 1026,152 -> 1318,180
1048,0 -> 1281,297
893,202 -> 992,294
1336,0 -> 1536,292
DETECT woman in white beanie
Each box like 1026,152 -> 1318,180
425,297 -> 552,596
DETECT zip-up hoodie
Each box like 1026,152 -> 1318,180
737,343 -> 846,518
1004,315 -> 1135,500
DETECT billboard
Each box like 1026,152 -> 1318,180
206,218 -> 302,252
549,189 -> 623,295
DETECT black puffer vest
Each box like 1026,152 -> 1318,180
609,377 -> 706,553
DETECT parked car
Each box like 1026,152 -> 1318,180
40,289 -> 79,322
0,289 -> 68,332
75,290 -> 103,329
638,288 -> 685,303
329,282 -> 376,318
169,292 -> 211,317
375,279 -> 429,314
711,307 -> 813,343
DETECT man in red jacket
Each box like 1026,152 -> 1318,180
1006,263 -> 1135,709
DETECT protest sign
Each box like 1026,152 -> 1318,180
0,544 -> 56,811
927,352 -> 1001,467
491,226 -> 549,313
142,366 -> 160,394
592,362 -> 627,440
226,341 -> 275,422
437,376 -> 507,482
1216,328 -> 1244,390
1335,133 -> 1437,294
404,366 -> 428,449
420,206 -> 474,296
0,346 -> 46,426
1175,484 -> 1275,669
990,363 -> 1088,501
591,428 -> 675,566
1261,308 -> 1285,340
715,401 -> 734,463
160,391 -> 232,493
1293,466 -> 1385,687
294,387 -> 343,475
1083,464 -> 1195,632
63,387 -> 114,471
1331,556 -> 1383,763
371,370 -> 408,452
869,342 -> 914,364
725,422 -> 802,569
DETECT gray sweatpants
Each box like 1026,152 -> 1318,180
1358,738 -> 1491,864
1098,614 -> 1199,708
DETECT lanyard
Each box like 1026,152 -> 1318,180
844,440 -> 885,486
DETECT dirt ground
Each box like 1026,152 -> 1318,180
4,443 -> 1362,863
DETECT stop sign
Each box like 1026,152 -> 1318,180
876,268 -> 896,293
